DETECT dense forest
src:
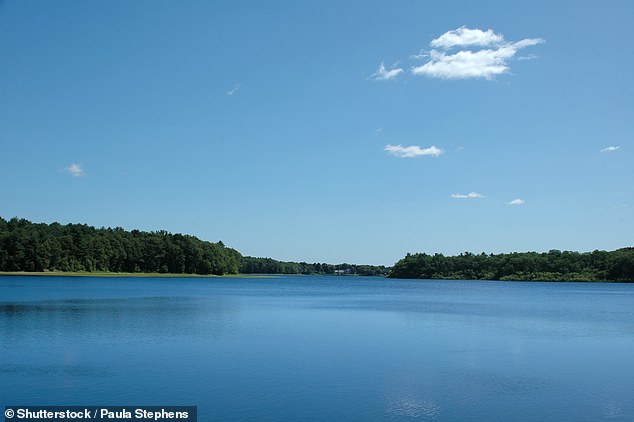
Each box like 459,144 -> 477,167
0,217 -> 388,276
0,217 -> 242,275
389,249 -> 634,282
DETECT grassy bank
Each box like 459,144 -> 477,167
0,271 -> 272,278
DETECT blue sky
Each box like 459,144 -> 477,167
1,0 -> 632,265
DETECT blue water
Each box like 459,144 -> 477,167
1,276 -> 633,421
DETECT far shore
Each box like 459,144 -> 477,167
0,271 -> 628,282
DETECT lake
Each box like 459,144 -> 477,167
1,276 -> 633,421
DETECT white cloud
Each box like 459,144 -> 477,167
601,146 -> 620,153
509,198 -> 525,205
413,48 -> 510,80
65,163 -> 85,177
411,27 -> 544,80
226,83 -> 241,96
372,62 -> 403,80
384,144 -> 443,158
430,26 -> 504,49
451,192 -> 484,199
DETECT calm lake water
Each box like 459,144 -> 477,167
1,276 -> 633,421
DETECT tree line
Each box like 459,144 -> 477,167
3,217 -> 631,281
0,217 -> 388,276
241,256 -> 389,276
0,217 -> 241,275
388,249 -> 634,282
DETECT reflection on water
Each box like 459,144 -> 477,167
0,296 -> 235,340
0,363 -> 106,377
1,276 -> 634,421
385,397 -> 440,420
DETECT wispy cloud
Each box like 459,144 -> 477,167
601,146 -> 620,153
411,27 -> 544,80
451,192 -> 484,199
65,163 -> 85,177
509,198 -> 525,205
372,62 -> 403,80
409,49 -> 428,60
384,144 -> 443,158
226,83 -> 241,96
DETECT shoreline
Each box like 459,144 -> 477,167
0,271 -> 629,282
0,271 -> 274,279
